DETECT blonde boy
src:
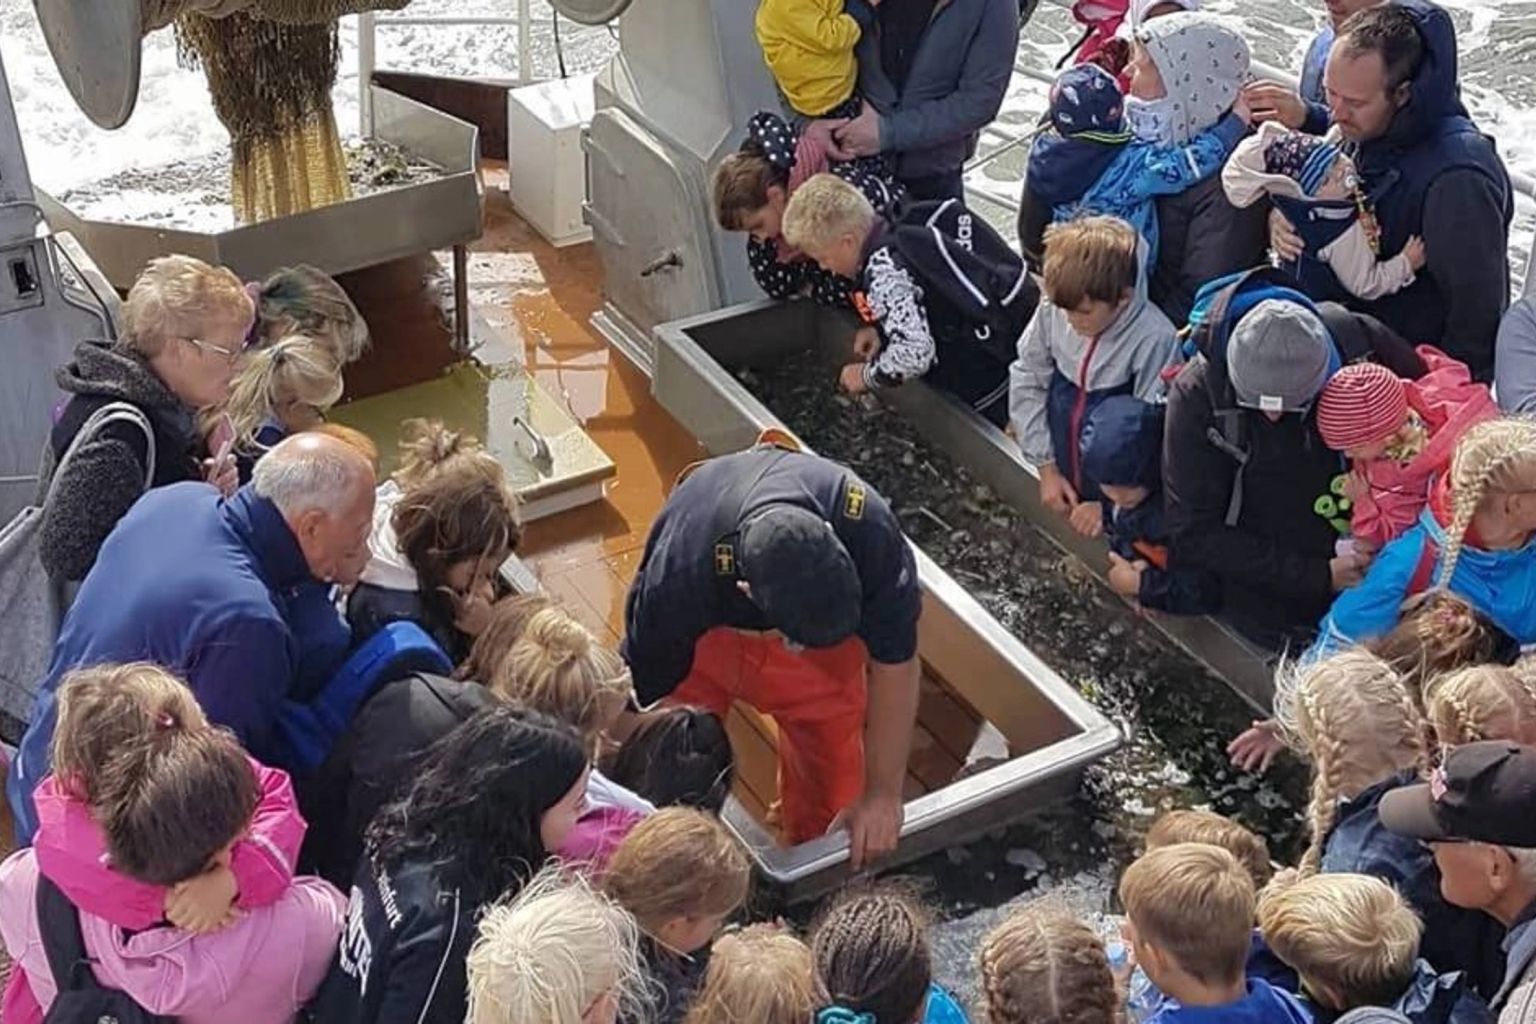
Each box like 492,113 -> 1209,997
1146,809 -> 1275,889
1120,844 -> 1310,1024
783,173 -> 1023,425
1007,215 -> 1177,538
1255,872 -> 1479,1018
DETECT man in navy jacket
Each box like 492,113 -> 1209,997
7,432 -> 376,843
815,0 -> 1020,202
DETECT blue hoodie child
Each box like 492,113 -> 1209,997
1078,395 -> 1221,614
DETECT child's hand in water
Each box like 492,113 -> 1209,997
839,363 -> 869,394
165,864 -> 240,934
1403,235 -> 1427,271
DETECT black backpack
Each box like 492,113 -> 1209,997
879,197 -> 1040,364
37,874 -> 171,1024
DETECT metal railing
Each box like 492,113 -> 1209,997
964,1 -> 1536,293
356,2 -> 534,136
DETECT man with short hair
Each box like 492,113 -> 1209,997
1379,741 -> 1536,1024
1245,0 -> 1383,134
1271,0 -> 1512,381
7,433 -> 377,843
621,438 -> 922,868
812,0 -> 1019,202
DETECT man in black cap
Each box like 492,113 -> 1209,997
1380,741 -> 1536,1020
621,436 -> 921,868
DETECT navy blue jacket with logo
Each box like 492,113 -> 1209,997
620,448 -> 921,704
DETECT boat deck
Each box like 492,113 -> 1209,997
462,171 -> 1000,829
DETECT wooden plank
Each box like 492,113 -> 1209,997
725,706 -> 780,811
918,674 -> 994,764
907,724 -> 963,792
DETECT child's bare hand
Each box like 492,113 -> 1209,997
1070,500 -> 1104,538
1107,552 -> 1146,598
165,864 -> 239,934
1232,88 -> 1255,127
839,363 -> 869,394
1227,719 -> 1286,774
1037,463 -> 1077,516
442,580 -> 496,637
852,326 -> 880,362
1402,235 -> 1427,271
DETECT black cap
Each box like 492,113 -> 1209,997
1379,742 -> 1536,846
738,504 -> 862,649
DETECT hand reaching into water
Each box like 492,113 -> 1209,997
1227,719 -> 1286,774
1038,463 -> 1078,516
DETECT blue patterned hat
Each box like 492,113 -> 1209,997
1048,64 -> 1133,143
1263,129 -> 1344,196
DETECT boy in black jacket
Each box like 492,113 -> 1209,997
781,172 -> 1037,427
1079,395 -> 1220,615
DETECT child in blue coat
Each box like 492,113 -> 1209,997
1079,395 -> 1220,614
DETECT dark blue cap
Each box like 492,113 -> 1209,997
1080,396 -> 1164,491
739,504 -> 862,649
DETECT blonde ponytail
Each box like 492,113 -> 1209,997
392,418 -> 505,492
1280,650 -> 1425,875
1439,419 -> 1536,586
490,607 -> 633,750
220,334 -> 343,452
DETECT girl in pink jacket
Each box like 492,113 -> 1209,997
1317,351 -> 1499,551
0,663 -> 338,1024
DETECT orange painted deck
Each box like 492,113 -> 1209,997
460,172 -> 997,828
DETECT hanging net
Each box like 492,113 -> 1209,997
163,0 -> 412,223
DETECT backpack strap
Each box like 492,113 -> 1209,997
1406,534 -> 1440,597
1205,410 -> 1250,528
45,401 -> 157,508
35,872 -> 94,996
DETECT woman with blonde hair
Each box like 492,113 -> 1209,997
466,867 -> 646,1024
1309,417 -> 1536,659
684,924 -> 820,1024
216,335 -> 345,482
41,254 -> 255,582
349,418 -> 521,662
1279,649 -> 1504,996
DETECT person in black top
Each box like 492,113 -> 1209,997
620,435 -> 922,868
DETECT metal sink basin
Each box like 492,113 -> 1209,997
650,300 -> 1123,902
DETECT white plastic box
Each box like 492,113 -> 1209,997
507,73 -> 596,247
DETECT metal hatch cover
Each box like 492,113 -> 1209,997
34,0 -> 144,129
550,0 -> 631,26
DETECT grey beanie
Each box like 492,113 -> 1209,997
1334,1010 -> 1412,1024
1226,299 -> 1332,413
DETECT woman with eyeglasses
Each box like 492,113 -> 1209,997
40,254 -> 256,584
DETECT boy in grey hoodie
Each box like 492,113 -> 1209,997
1008,214 -> 1180,538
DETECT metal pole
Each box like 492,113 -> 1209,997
452,243 -> 471,353
358,12 -> 377,137
518,0 -> 533,85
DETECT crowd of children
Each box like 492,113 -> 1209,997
7,0 -> 1536,1022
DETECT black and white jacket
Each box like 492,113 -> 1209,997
307,854 -> 476,1024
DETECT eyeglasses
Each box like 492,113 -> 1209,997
183,336 -> 249,364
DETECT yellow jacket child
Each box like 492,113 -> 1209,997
755,0 -> 871,117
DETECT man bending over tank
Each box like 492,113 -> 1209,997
620,435 -> 921,868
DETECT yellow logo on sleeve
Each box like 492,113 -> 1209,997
714,543 -> 736,576
844,483 -> 866,520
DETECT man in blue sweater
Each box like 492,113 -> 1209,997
814,0 -> 1020,202
7,432 -> 376,843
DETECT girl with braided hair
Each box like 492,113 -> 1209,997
811,885 -> 970,1024
1308,418 -> 1536,661
979,905 -> 1118,1024
1279,650 -> 1505,997
1425,665 -> 1536,749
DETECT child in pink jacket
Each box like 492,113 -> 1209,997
0,663 -> 329,1024
1317,352 -> 1499,550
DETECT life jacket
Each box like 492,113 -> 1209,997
867,198 -> 1040,367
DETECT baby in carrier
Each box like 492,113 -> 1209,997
1223,123 -> 1426,301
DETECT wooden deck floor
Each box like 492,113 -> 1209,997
467,176 -> 995,828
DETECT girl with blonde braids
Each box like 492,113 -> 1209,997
1424,665 -> 1536,748
1280,649 -> 1506,997
979,905 -> 1119,1024
1309,418 -> 1536,660
216,334 -> 344,482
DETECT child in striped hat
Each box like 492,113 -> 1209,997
1317,355 -> 1498,550
1222,122 -> 1426,302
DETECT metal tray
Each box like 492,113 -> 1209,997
653,299 -> 1277,715
651,300 -> 1123,903
35,85 -> 482,289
